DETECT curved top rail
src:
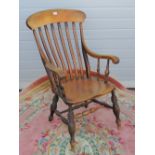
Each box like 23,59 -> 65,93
26,9 -> 86,30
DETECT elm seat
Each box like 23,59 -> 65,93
62,77 -> 114,104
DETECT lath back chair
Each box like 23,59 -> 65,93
26,9 -> 121,150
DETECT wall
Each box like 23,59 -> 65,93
19,0 -> 135,88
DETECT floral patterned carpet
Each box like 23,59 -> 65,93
19,76 -> 135,155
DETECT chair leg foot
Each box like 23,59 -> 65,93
68,105 -> 76,151
49,94 -> 59,122
111,90 -> 121,128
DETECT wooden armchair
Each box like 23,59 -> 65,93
26,9 -> 121,150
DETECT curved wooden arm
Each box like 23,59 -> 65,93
79,23 -> 119,64
45,63 -> 66,79
83,45 -> 120,64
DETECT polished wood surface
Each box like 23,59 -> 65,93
26,9 -> 86,30
26,9 -> 121,151
62,77 -> 114,104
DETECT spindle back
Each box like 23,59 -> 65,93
26,9 -> 91,91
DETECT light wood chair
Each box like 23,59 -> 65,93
26,9 -> 121,150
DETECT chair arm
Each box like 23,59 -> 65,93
83,45 -> 119,64
45,63 -> 66,79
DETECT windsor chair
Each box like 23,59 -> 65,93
26,9 -> 121,150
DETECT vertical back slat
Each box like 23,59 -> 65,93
50,24 -> 66,71
72,22 -> 84,78
79,22 -> 91,78
57,23 -> 73,79
65,22 -> 78,78
33,30 -> 48,63
38,27 -> 54,64
44,25 -> 61,67
33,29 -> 55,91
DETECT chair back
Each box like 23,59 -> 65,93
27,9 -> 91,91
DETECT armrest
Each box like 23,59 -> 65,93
82,42 -> 119,64
45,63 -> 66,79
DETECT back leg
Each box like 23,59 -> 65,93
49,94 -> 59,121
111,89 -> 121,128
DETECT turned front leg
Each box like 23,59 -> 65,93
111,89 -> 121,128
68,105 -> 76,151
49,94 -> 59,121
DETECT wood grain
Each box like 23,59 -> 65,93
26,9 -> 86,29
62,77 -> 114,104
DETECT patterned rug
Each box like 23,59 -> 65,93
20,76 -> 135,155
